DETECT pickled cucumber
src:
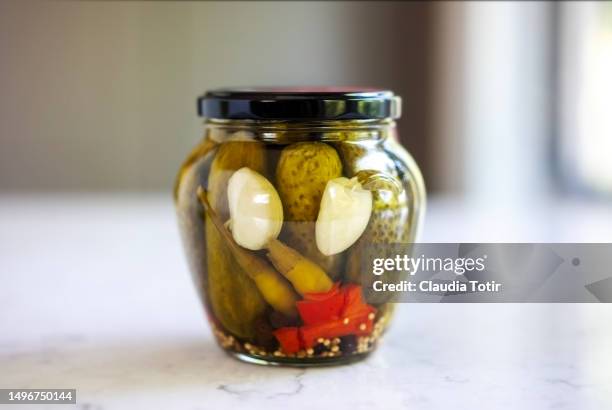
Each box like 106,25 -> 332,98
206,141 -> 268,338
275,142 -> 344,277
337,142 -> 413,305
345,171 -> 412,304
174,137 -> 218,317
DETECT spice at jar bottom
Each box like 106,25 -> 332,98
174,87 -> 425,366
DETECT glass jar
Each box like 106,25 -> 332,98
175,88 -> 425,366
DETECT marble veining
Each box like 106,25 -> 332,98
1,196 -> 612,409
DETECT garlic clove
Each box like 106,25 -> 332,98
315,177 -> 372,256
227,167 -> 283,250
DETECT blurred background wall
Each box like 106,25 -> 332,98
0,1 -> 432,192
0,0 -> 611,201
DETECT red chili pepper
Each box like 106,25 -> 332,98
273,327 -> 301,354
273,284 -> 378,353
297,284 -> 345,326
341,284 -> 367,316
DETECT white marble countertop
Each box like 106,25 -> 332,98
1,194 -> 611,410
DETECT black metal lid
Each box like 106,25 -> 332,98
198,87 -> 401,120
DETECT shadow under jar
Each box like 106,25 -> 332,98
175,88 -> 425,366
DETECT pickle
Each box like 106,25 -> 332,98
275,142 -> 343,277
175,137 -> 218,317
206,141 -> 268,338
344,166 -> 413,304
346,172 -> 411,302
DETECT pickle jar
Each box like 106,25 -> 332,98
175,87 -> 425,366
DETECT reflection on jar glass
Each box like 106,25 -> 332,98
174,88 -> 425,366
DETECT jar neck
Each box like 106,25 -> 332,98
205,118 -> 395,143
